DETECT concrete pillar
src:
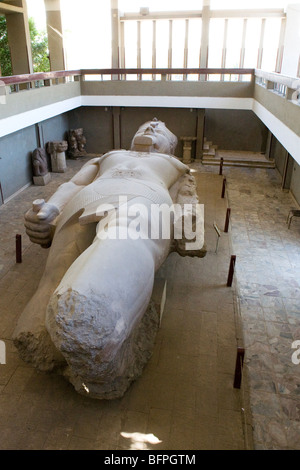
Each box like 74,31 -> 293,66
5,0 -> 33,74
195,109 -> 205,161
275,17 -> 286,73
180,137 -> 197,164
199,0 -> 210,79
265,130 -> 273,160
282,151 -> 293,190
281,4 -> 300,77
44,0 -> 65,71
111,0 -> 120,70
257,18 -> 266,69
112,107 -> 121,149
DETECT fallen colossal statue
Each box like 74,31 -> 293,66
13,119 -> 205,399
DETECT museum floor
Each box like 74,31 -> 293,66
0,154 -> 299,450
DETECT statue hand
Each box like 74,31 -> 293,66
24,203 -> 60,247
36,203 -> 60,222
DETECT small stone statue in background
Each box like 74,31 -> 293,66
47,141 -> 68,173
67,128 -> 87,159
32,148 -> 51,185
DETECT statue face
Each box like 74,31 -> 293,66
143,126 -> 155,135
131,120 -> 177,154
57,142 -> 68,152
74,128 -> 83,137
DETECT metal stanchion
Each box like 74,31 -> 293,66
233,347 -> 245,389
227,255 -> 236,287
224,208 -> 231,233
16,234 -> 22,263
221,177 -> 226,198
219,157 -> 224,175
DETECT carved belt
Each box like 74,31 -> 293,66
55,177 -> 172,232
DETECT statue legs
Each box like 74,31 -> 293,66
14,195 -> 172,398
45,197 -> 171,399
13,219 -> 97,370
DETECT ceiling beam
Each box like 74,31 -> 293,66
0,2 -> 23,14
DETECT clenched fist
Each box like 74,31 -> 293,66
24,199 -> 60,248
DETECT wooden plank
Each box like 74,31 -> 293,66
1,67 -> 255,86
1,69 -> 81,85
121,10 -> 202,21
121,8 -> 285,21
81,67 -> 255,76
211,9 -> 285,19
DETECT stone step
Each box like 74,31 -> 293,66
203,148 -> 216,156
203,142 -> 217,148
202,158 -> 275,168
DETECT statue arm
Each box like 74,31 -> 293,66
46,160 -> 100,213
25,159 -> 100,247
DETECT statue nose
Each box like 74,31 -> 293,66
145,126 -> 155,134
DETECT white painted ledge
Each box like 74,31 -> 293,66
252,100 -> 300,166
0,96 -> 82,138
0,93 -> 299,165
81,95 -> 254,110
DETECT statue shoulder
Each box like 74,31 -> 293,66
71,157 -> 103,186
81,156 -> 102,168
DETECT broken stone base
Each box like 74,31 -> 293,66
52,278 -> 167,400
33,173 -> 51,186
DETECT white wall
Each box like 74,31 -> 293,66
281,4 -> 300,77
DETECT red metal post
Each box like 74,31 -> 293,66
233,347 -> 245,389
221,177 -> 226,198
227,255 -> 236,287
224,208 -> 231,233
219,157 -> 224,175
16,234 -> 22,263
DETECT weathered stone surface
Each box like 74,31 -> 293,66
67,128 -> 87,159
32,148 -> 51,185
13,120 -> 205,400
32,148 -> 49,177
47,141 -> 68,173
33,173 -> 51,186
47,291 -> 160,399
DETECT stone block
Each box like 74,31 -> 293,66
33,173 -> 51,186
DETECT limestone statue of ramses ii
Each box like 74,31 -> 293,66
13,119 -> 205,399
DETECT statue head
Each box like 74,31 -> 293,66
47,141 -> 68,154
131,119 -> 178,155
